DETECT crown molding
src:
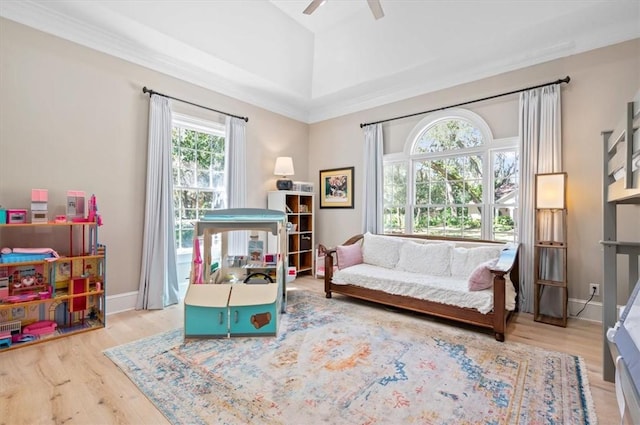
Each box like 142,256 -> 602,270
307,33 -> 639,123
2,1 -> 639,125
0,1 -> 311,122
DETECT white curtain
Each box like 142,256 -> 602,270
225,116 -> 248,256
136,94 -> 179,310
363,123 -> 384,234
518,84 -> 562,313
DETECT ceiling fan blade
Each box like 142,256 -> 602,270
303,0 -> 326,15
366,0 -> 384,20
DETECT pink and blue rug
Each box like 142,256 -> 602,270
104,289 -> 597,424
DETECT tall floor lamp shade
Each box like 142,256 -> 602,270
535,172 -> 566,210
274,157 -> 295,190
534,172 -> 568,327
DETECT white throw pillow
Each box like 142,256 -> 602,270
451,245 -> 504,279
361,233 -> 403,269
396,241 -> 453,276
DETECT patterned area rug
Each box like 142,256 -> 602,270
104,289 -> 597,425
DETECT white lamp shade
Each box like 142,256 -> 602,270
274,157 -> 295,176
536,172 -> 566,209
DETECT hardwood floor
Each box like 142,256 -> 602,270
0,277 -> 619,424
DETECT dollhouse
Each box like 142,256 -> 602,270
0,221 -> 106,350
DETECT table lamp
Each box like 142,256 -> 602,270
274,157 -> 294,190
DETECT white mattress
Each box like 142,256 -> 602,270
332,263 -> 516,315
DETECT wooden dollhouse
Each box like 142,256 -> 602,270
0,221 -> 106,350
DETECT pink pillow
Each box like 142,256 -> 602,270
336,243 -> 363,270
468,258 -> 499,291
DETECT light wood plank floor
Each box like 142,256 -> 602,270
0,277 -> 619,425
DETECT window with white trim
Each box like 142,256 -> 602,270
383,109 -> 519,242
172,114 -> 226,252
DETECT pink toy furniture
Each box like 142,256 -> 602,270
7,209 -> 27,224
31,189 -> 48,202
23,320 -> 57,336
31,189 -> 49,223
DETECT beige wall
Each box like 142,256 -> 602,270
0,18 -> 309,298
1,17 -> 638,306
309,38 -> 640,303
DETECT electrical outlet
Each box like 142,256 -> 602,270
589,283 -> 600,296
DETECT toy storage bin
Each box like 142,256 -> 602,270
300,236 -> 312,250
184,284 -> 232,338
228,283 -> 280,336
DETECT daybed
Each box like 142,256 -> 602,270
324,233 -> 519,341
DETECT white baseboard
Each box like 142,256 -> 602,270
568,297 -> 602,323
106,291 -> 609,323
105,291 -> 139,315
106,282 -> 189,315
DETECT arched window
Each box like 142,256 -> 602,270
383,109 -> 518,241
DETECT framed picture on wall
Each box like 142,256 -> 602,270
319,167 -> 354,209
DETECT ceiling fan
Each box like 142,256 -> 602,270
303,0 -> 385,20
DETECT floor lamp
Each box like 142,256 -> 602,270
534,172 -> 568,327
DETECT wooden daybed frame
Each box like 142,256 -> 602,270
323,234 -> 520,342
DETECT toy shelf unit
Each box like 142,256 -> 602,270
0,222 -> 106,351
268,191 -> 315,276
184,208 -> 288,339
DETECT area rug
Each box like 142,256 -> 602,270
104,289 -> 597,425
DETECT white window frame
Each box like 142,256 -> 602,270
383,108 -> 518,241
382,157 -> 409,234
172,113 -> 226,255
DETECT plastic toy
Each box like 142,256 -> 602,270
87,194 -> 103,226
0,331 -> 11,348
12,333 -> 36,343
23,320 -> 57,336
243,272 -> 274,284
192,236 -> 203,284
184,208 -> 287,338
5,294 -> 38,303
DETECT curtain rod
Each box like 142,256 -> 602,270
360,76 -> 570,128
142,87 -> 249,122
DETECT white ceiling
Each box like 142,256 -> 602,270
1,0 -> 639,123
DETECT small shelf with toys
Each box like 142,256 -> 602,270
0,191 -> 105,351
267,190 -> 315,276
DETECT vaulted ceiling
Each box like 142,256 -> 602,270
1,0 -> 639,123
